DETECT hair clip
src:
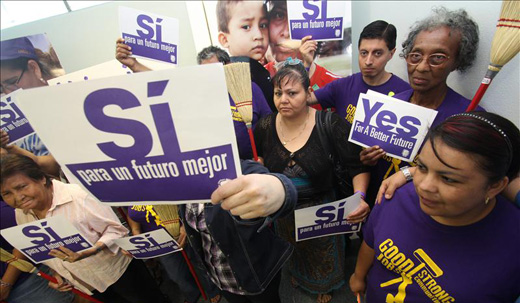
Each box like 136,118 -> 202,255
283,57 -> 303,67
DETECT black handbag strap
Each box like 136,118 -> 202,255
316,111 -> 335,163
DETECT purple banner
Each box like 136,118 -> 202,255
290,17 -> 343,40
66,144 -> 236,203
1,94 -> 35,143
297,221 -> 361,241
21,234 -> 91,263
122,33 -> 177,64
351,120 -> 417,159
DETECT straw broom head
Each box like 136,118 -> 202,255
0,248 -> 36,273
489,1 -> 520,71
224,62 -> 253,126
153,205 -> 181,239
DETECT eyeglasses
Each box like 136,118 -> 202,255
0,65 -> 27,94
405,52 -> 450,67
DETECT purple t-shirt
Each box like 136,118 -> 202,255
314,72 -> 410,124
363,183 -> 520,302
372,87 -> 485,182
231,82 -> 272,159
127,205 -> 163,233
0,201 -> 30,286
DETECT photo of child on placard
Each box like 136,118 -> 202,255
203,0 -> 352,76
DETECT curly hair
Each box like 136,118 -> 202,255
400,7 -> 479,73
197,46 -> 230,65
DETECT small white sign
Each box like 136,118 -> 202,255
295,193 -> 362,241
114,229 -> 181,259
1,216 -> 93,264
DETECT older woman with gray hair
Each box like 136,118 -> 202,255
361,7 -> 486,194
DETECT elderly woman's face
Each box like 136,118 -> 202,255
413,139 -> 498,226
407,26 -> 460,93
1,173 -> 48,211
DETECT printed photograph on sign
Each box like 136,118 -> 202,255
119,6 -> 180,64
0,216 -> 93,264
202,0 -> 353,76
114,229 -> 181,259
348,90 -> 438,162
295,192 -> 362,242
1,33 -> 65,145
14,64 -> 241,206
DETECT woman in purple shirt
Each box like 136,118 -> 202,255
351,112 -> 520,302
361,7 -> 485,205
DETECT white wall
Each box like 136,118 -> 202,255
1,1 -> 518,125
352,1 -> 519,126
0,1 -> 199,71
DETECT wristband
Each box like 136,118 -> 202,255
0,280 -> 13,287
355,191 -> 366,200
400,166 -> 413,182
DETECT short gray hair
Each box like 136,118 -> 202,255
400,7 -> 479,73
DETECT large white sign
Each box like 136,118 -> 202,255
1,216 -> 93,264
349,90 -> 438,162
15,64 -> 241,206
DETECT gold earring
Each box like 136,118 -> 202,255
485,197 -> 490,205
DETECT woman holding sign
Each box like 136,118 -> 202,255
254,61 -> 370,303
0,154 -> 170,303
360,8 -> 485,195
350,112 -> 520,302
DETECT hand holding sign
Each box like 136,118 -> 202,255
211,173 -> 286,219
359,145 -> 386,166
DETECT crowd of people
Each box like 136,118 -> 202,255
1,1 -> 519,303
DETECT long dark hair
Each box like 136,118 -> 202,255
427,112 -> 519,184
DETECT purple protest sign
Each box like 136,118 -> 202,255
15,64 -> 241,206
114,229 -> 181,259
295,193 -> 362,241
0,92 -> 35,144
1,216 -> 93,264
287,1 -> 348,41
348,91 -> 437,162
120,7 -> 179,64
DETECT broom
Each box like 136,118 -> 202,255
224,62 -> 259,161
467,0 -> 520,111
0,248 -> 103,303
152,205 -> 207,301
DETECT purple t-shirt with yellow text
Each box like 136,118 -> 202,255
363,183 -> 520,302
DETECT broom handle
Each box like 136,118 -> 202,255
467,82 -> 490,112
37,271 -> 103,303
247,126 -> 259,161
466,68 -> 500,112
180,250 -> 207,301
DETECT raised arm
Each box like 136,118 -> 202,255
115,38 -> 152,73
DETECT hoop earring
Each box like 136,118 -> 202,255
485,197 -> 490,205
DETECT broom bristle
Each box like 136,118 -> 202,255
490,1 -> 520,67
224,63 -> 253,124
153,205 -> 181,239
0,248 -> 36,273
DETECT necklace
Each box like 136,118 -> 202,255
279,111 -> 310,146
